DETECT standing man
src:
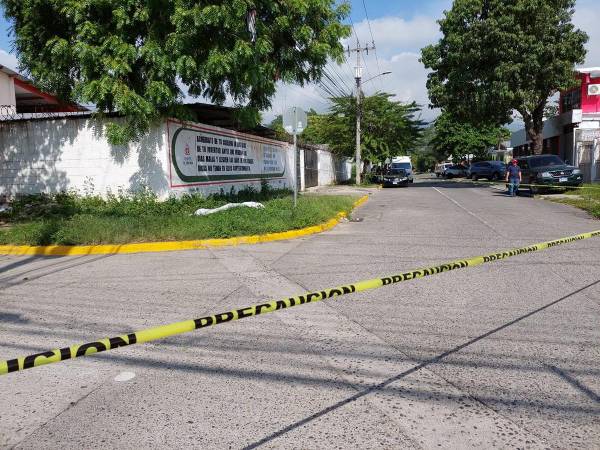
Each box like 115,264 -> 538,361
505,159 -> 522,197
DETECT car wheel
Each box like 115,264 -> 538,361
529,185 -> 537,196
436,173 -> 440,178
472,174 -> 478,181
491,172 -> 500,181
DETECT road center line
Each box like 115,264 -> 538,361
432,187 -> 507,238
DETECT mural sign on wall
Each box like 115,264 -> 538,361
169,121 -> 286,185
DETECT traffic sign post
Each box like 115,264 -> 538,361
283,107 -> 307,207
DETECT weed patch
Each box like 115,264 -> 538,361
0,188 -> 357,246
553,184 -> 600,219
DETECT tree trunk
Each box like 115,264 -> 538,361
362,159 -> 370,176
522,102 -> 546,155
527,128 -> 543,155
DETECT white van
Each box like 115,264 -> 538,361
435,162 -> 453,178
390,156 -> 414,183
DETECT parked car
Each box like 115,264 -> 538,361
435,162 -> 453,178
468,161 -> 507,181
443,165 -> 469,178
516,155 -> 584,194
382,168 -> 410,188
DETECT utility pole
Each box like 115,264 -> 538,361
347,40 -> 375,185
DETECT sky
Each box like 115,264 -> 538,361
1,0 -> 599,125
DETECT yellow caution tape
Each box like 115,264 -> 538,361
2,229 -> 599,376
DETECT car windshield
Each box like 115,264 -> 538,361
392,163 -> 411,170
529,155 -> 565,168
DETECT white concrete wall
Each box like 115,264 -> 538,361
317,149 -> 351,185
0,117 -> 170,198
0,117 -> 296,199
0,71 -> 16,114
299,148 -> 305,191
317,149 -> 335,186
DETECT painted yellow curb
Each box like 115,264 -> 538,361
0,195 -> 370,257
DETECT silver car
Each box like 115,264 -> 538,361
443,165 -> 469,178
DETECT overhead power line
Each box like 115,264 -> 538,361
321,67 -> 350,97
348,16 -> 361,44
326,63 -> 352,95
361,0 -> 384,92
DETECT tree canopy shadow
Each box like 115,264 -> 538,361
0,116 -> 169,199
243,278 -> 600,449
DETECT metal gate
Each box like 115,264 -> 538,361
304,149 -> 318,188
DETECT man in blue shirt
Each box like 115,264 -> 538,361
505,159 -> 522,197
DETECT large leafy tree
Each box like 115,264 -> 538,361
268,94 -> 424,170
318,93 -> 425,170
421,0 -> 587,154
2,0 -> 350,144
432,111 -> 509,162
411,124 -> 442,172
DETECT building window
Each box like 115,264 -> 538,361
561,88 -> 582,113
543,136 -> 560,155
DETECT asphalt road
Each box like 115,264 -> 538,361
1,178 -> 599,449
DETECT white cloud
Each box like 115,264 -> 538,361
0,49 -> 18,70
263,14 -> 442,125
574,0 -> 600,67
264,2 -> 600,127
345,16 -> 441,59
263,82 -> 332,124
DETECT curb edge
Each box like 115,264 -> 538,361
0,195 -> 370,257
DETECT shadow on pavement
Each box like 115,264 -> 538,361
0,256 -> 50,274
0,312 -> 29,324
414,179 -> 541,198
409,180 -> 484,189
243,278 -> 600,449
2,277 -> 598,447
0,254 -> 114,289
548,365 -> 600,403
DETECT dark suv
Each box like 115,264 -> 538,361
468,161 -> 507,181
516,155 -> 583,194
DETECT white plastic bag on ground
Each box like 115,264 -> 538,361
193,202 -> 265,216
